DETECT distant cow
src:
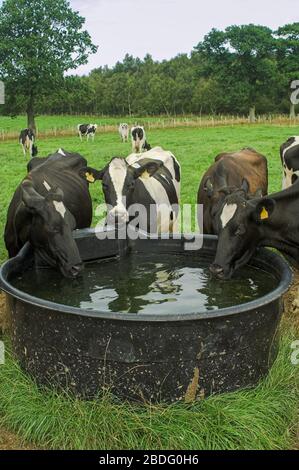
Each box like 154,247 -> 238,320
5,152 -> 92,278
119,123 -> 129,142
198,148 -> 268,234
80,147 -> 181,234
280,136 -> 299,189
131,126 -> 150,153
78,124 -> 98,141
19,129 -> 38,158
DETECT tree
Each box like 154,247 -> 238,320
194,25 -> 278,121
0,0 -> 97,131
276,23 -> 299,117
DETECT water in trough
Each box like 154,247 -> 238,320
11,253 -> 278,315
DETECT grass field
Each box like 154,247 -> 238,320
0,122 -> 298,449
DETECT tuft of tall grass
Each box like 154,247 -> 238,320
0,326 -> 298,450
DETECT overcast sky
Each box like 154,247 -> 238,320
71,0 -> 297,74
1,0 -> 297,74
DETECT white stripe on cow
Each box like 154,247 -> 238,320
220,203 -> 237,229
108,158 -> 128,216
43,180 -> 51,191
53,201 -> 66,219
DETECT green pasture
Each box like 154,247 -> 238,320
0,122 -> 298,449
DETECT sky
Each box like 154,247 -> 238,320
0,0 -> 298,74
71,0 -> 298,75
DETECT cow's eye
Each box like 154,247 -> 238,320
102,183 -> 109,191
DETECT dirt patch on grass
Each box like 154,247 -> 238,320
0,428 -> 37,450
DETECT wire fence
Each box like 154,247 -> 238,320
1,114 -> 299,141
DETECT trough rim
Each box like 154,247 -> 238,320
0,232 -> 293,322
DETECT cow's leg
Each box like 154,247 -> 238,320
79,132 -> 82,142
21,143 -> 26,157
29,140 -> 33,158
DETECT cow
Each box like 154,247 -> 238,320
80,147 -> 181,234
19,129 -> 38,158
5,152 -> 92,278
119,123 -> 129,143
198,148 -> 268,234
78,124 -> 98,142
209,178 -> 299,280
131,126 -> 150,153
280,136 -> 299,189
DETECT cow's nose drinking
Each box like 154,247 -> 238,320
209,263 -> 225,277
67,264 -> 83,278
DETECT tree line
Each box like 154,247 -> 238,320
0,0 -> 298,129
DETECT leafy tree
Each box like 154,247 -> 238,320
194,25 -> 278,121
0,0 -> 97,131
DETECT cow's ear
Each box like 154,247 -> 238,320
133,161 -> 163,179
21,181 -> 45,213
254,198 -> 276,223
241,178 -> 249,194
204,178 -> 214,197
79,167 -> 104,183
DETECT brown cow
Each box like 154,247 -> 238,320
197,148 -> 268,234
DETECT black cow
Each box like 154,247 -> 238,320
210,179 -> 299,279
131,126 -> 150,153
78,124 -> 98,141
80,147 -> 181,233
5,152 -> 92,278
198,148 -> 268,234
19,129 -> 38,158
280,136 -> 299,189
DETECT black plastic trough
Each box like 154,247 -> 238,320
0,230 -> 293,403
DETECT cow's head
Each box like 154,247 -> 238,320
80,157 -> 163,224
21,181 -> 82,278
203,175 -> 263,235
210,191 -> 275,279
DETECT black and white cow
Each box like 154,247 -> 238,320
80,147 -> 181,233
119,123 -> 129,142
131,126 -> 150,153
19,129 -> 38,158
5,152 -> 92,278
280,136 -> 299,189
209,178 -> 299,279
78,124 -> 98,142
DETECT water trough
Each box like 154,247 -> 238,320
0,229 -> 293,402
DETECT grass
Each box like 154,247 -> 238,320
0,325 -> 297,450
0,121 -> 299,449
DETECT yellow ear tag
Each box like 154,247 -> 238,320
85,172 -> 95,183
260,207 -> 269,220
140,170 -> 150,179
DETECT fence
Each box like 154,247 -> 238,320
1,114 -> 299,142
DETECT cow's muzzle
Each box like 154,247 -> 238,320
61,263 -> 84,279
209,263 -> 231,280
